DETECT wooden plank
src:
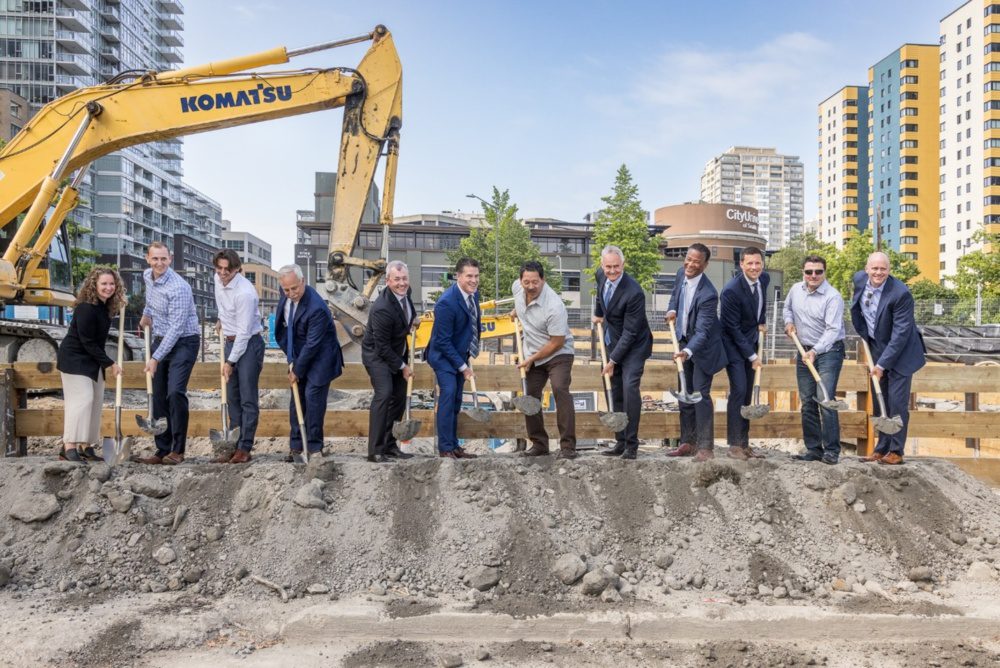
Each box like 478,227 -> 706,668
907,411 -> 1000,439
910,365 -> 999,393
14,408 -> 869,439
0,368 -> 23,457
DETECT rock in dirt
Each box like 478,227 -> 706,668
967,561 -> 995,583
307,583 -> 330,595
601,587 -> 623,603
581,569 -> 612,596
475,648 -> 490,661
839,482 -> 857,505
655,553 -> 674,569
206,526 -> 223,542
949,532 -> 968,546
153,545 -> 177,565
908,566 -> 933,582
293,481 -> 326,509
9,493 -> 59,523
43,461 -> 79,476
88,463 -> 112,483
463,566 -> 501,591
440,655 -> 463,668
831,578 -> 851,592
0,564 -> 10,587
552,554 -> 586,585
183,567 -> 203,584
106,489 -> 134,513
129,474 -> 172,499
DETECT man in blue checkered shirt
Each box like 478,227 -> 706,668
137,241 -> 200,465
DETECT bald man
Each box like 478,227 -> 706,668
850,252 -> 926,465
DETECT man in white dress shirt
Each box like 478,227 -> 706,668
212,249 -> 264,464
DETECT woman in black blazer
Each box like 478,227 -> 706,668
56,268 -> 125,462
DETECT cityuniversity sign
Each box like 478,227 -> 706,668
725,208 -> 759,233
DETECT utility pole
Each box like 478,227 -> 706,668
466,193 -> 500,302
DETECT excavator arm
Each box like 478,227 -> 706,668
0,26 -> 401,339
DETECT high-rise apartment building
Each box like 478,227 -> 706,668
221,221 -> 273,267
700,146 -> 804,250
0,1 -> 221,297
817,86 -> 870,247
868,44 -> 941,281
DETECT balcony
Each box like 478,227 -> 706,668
99,24 -> 121,43
55,8 -> 92,33
158,0 -> 184,14
55,29 -> 88,53
100,45 -> 121,64
159,45 -> 183,64
157,140 -> 184,160
56,52 -> 90,76
62,0 -> 88,8
160,31 -> 183,47
99,65 -> 117,80
159,15 -> 184,31
54,74 -> 85,92
100,5 -> 121,23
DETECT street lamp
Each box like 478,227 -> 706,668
466,193 -> 499,302
297,251 -> 312,285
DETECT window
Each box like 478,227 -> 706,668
901,220 -> 918,229
901,59 -> 919,68
554,271 -> 581,292
901,204 -> 918,212
420,266 -> 449,288
900,75 -> 918,84
900,107 -> 917,116
358,231 -> 381,248
900,236 -> 918,245
900,140 -> 918,149
414,233 -> 461,251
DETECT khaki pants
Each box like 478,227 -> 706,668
524,353 -> 576,451
60,372 -> 105,445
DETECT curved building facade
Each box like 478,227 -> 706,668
654,202 -> 768,262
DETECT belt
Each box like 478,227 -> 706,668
225,336 -> 236,342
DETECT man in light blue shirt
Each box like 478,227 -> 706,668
783,254 -> 846,464
212,249 -> 264,464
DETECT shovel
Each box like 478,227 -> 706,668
134,325 -> 167,436
789,331 -> 849,411
595,322 -> 628,432
392,331 -> 423,441
289,363 -> 310,465
209,330 -> 241,454
511,318 -> 542,416
667,319 -> 702,404
860,338 -> 903,435
461,365 -> 491,423
102,307 -> 134,465
740,332 -> 771,420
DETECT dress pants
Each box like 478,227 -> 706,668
366,361 -> 407,457
524,353 -> 576,452
288,377 -> 329,454
679,356 -> 715,449
609,356 -> 645,453
872,367 -> 913,455
225,334 -> 264,452
434,368 -> 465,453
151,334 -> 199,456
725,357 -> 755,447
795,341 -> 845,458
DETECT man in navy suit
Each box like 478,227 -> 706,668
362,260 -> 418,463
665,243 -> 729,462
275,264 -> 343,463
850,251 -> 926,465
593,245 -> 653,460
720,247 -> 769,460
426,258 -> 481,459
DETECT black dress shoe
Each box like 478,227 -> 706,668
519,446 -> 550,457
367,454 -> 395,463
793,453 -> 823,462
600,444 -> 626,457
555,449 -> 577,460
385,448 -> 414,460
620,450 -> 637,460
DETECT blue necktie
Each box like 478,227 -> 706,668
603,281 -> 614,344
286,301 -> 296,362
467,295 -> 480,358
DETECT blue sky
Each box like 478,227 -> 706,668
181,0 -> 949,265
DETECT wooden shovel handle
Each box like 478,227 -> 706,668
290,363 -> 306,425
789,331 -> 823,383
513,318 -> 528,380
218,329 -> 228,404
595,322 -> 614,395
753,332 -> 764,389
115,308 -> 126,406
143,324 -> 153,394
667,319 -> 685,374
859,338 -> 886,399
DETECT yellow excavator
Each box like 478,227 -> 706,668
0,26 -> 401,362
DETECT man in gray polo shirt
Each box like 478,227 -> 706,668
512,261 -> 577,459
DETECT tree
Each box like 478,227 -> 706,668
766,232 -> 836,281
66,219 -> 102,287
448,187 -> 560,301
953,230 -> 1000,299
589,164 -> 660,290
909,279 -> 957,301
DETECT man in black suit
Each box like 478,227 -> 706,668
720,247 -> 769,460
362,261 -> 418,463
665,243 -> 729,461
593,245 -> 653,460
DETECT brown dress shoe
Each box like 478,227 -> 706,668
694,448 -> 715,462
745,446 -> 765,459
666,442 -> 697,457
161,452 -> 184,465
859,452 -> 885,463
878,452 -> 904,466
213,450 -> 236,464
519,446 -> 550,457
439,451 -> 459,459
454,447 -> 478,459
555,449 -> 577,460
727,446 -> 750,461
229,450 -> 252,464
138,454 -> 164,465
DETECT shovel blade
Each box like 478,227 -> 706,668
101,437 -> 116,464
874,416 -> 904,435
463,408 -> 492,424
820,399 -> 849,411
392,419 -> 422,441
740,404 -> 771,420
110,437 -> 133,466
671,390 -> 703,405
512,395 -> 543,416
135,414 -> 168,436
599,411 -> 629,432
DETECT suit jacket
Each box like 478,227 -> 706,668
57,301 -> 115,382
427,283 -> 481,373
850,271 -> 926,376
362,286 -> 417,371
594,269 -> 653,364
667,269 -> 728,375
720,271 -> 770,364
274,285 -> 344,385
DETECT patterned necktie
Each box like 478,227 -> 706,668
286,301 -> 296,362
751,282 -> 759,318
603,281 -> 614,344
467,295 -> 480,358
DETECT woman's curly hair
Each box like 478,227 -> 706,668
75,267 -> 126,316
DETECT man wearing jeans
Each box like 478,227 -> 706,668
138,241 -> 200,465
212,249 -> 265,464
783,254 -> 846,465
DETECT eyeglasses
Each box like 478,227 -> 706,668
864,290 -> 874,309
803,269 -> 824,276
